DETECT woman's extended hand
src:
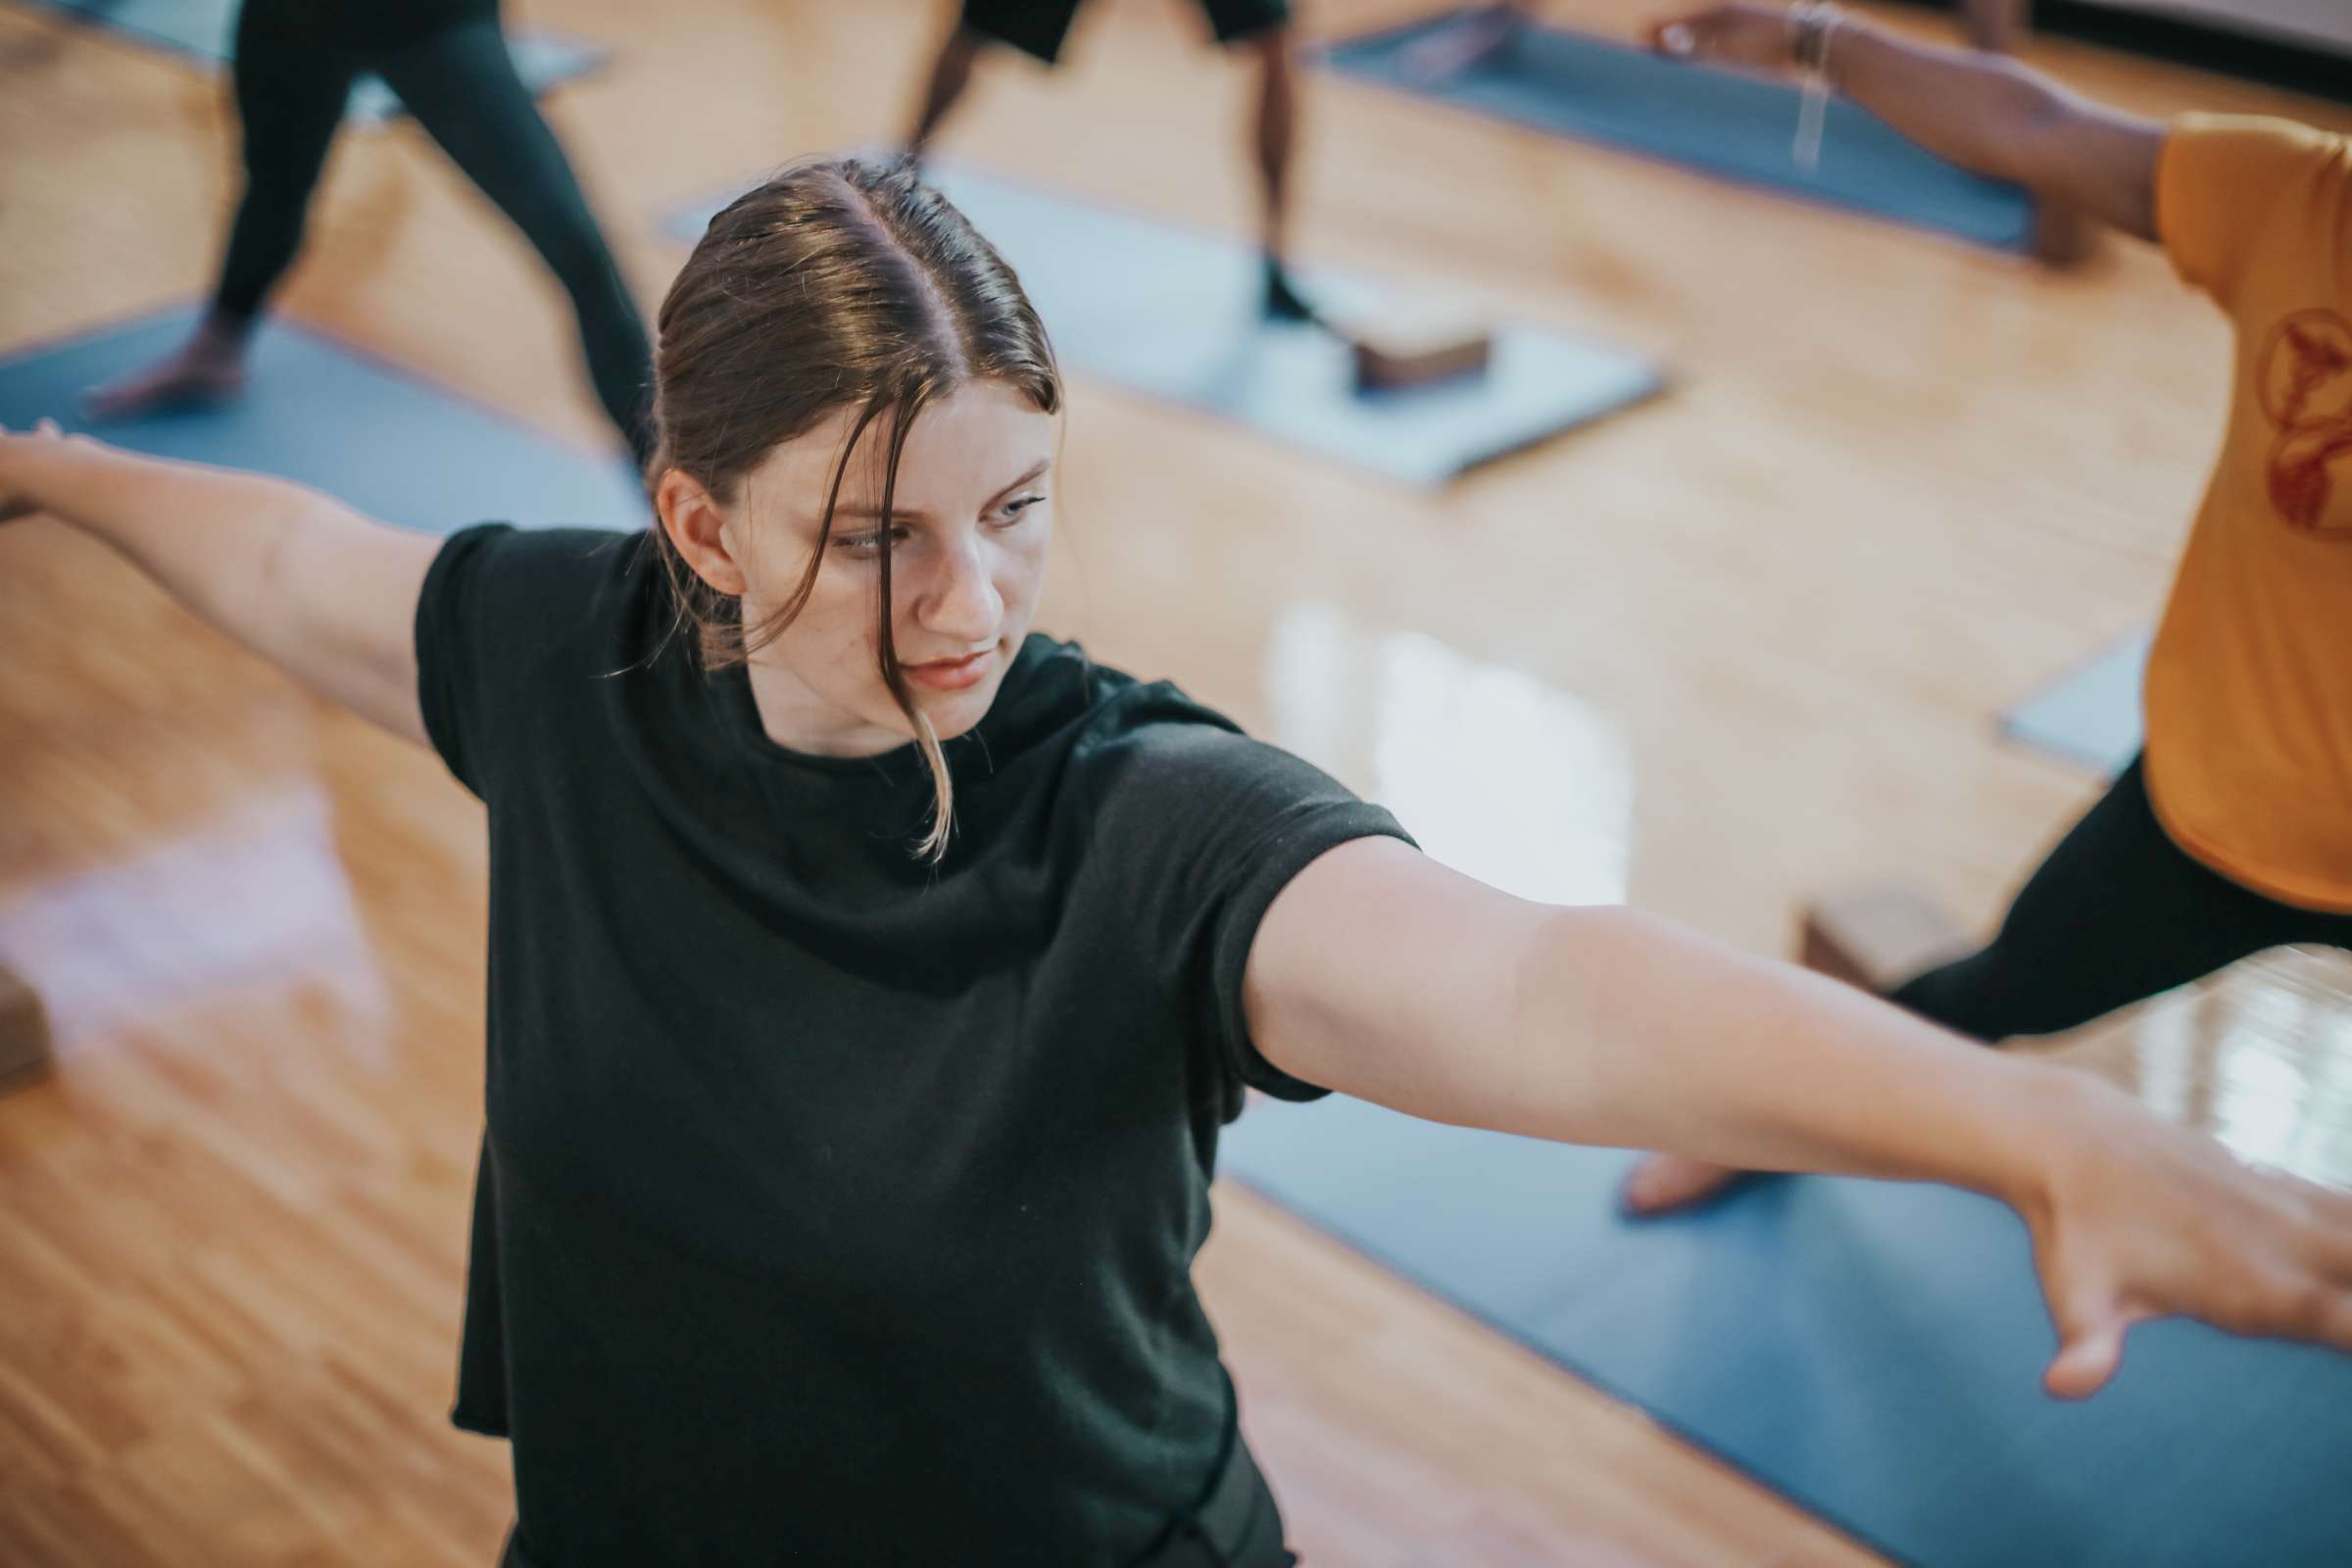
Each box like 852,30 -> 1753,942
1644,3 -> 1800,74
0,419 -> 71,524
2022,1081 -> 2352,1397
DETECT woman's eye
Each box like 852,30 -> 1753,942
834,527 -> 906,555
993,494 -> 1046,526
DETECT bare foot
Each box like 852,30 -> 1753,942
84,332 -> 248,420
1616,1152 -> 1756,1217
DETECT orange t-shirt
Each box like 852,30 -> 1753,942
2144,114 -> 2352,913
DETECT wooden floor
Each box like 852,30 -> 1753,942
3,0 -> 2350,1561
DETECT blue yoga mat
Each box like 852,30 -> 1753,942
1219,1097 -> 2352,1567
2001,629 -> 2150,773
1322,13 -> 2036,252
665,164 -> 1662,486
23,0 -> 607,125
0,309 -> 647,535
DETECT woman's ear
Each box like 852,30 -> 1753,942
655,468 -> 750,596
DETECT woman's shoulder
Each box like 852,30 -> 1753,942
1015,639 -> 1359,810
434,521 -> 646,594
423,523 -> 655,665
1007,637 -> 1245,754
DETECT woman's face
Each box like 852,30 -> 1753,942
677,379 -> 1056,757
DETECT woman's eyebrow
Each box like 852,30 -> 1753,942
831,458 -> 1054,522
990,458 -> 1053,499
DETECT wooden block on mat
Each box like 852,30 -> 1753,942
1339,305 -> 1494,393
0,963 -> 53,1090
1798,885 -> 1973,996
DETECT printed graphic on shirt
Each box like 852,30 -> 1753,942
2259,309 -> 2352,534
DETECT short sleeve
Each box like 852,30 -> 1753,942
415,523 -> 515,797
2159,114 -> 2349,307
1201,782 -> 1410,1102
414,523 -> 632,801
1086,711 -> 1415,1108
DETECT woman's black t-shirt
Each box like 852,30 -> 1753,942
413,525 -> 1411,1564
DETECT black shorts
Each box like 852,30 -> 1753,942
960,0 -> 1290,66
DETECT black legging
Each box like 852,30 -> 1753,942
1888,754 -> 2352,1042
219,0 -> 653,463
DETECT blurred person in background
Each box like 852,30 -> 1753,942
905,0 -> 1319,321
1624,2 -> 2352,1216
87,0 -> 654,464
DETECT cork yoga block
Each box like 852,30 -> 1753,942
0,963 -> 53,1090
1335,305 -> 1495,394
1797,885 -> 1974,997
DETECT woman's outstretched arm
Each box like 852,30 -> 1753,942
1,423 -> 437,742
1647,3 -> 2164,240
1243,838 -> 2352,1397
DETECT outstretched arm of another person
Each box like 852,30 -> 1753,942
1647,3 -> 2162,240
1,422 -> 437,744
1242,837 -> 2352,1398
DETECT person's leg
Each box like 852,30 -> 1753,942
907,22 -> 988,163
912,0 -> 1085,160
1623,757 -> 2350,1214
87,1 -> 354,416
375,17 -> 655,463
1206,2 -> 1313,321
1250,28 -> 1313,320
1885,758 -> 2309,1041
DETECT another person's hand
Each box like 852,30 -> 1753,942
1645,3 -> 1798,74
0,419 -> 71,524
2022,1079 -> 2352,1398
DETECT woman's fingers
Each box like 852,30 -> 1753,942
1645,5 -> 1789,70
2289,1180 -> 2352,1283
0,419 -> 70,523
2037,1247 -> 2135,1398
2321,1289 -> 2352,1355
2043,1317 -> 2128,1400
1644,11 -> 1718,57
2248,1267 -> 2352,1351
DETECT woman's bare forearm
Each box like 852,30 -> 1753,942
11,436 -> 332,630
1827,25 -> 2071,182
3,434 -> 436,740
1250,843 -> 2087,1207
1507,906 -> 2091,1204
1652,5 -> 2163,237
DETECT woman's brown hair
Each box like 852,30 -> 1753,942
647,156 -> 1060,858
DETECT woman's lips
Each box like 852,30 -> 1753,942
904,648 -> 995,692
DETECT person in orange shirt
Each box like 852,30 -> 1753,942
1625,2 -> 2352,1214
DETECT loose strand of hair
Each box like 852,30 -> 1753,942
869,385 -> 958,863
737,395 -> 889,662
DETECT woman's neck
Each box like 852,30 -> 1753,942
742,659 -> 908,759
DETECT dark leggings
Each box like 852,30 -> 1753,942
219,2 -> 653,462
496,1427 -> 1294,1566
1888,754 -> 2352,1042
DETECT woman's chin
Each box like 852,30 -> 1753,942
920,686 -> 995,741
891,674 -> 999,743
